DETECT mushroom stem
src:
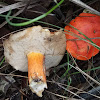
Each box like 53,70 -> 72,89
27,52 -> 47,97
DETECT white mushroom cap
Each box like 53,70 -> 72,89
3,26 -> 66,72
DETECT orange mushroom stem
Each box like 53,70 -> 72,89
27,52 -> 47,97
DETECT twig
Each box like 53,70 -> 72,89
0,73 -> 28,78
57,83 -> 85,100
69,57 -> 100,86
69,0 -> 100,15
46,90 -> 67,99
47,80 -> 100,99
0,75 -> 30,99
0,2 -> 26,14
0,7 -> 25,28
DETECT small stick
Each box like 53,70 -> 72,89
69,0 -> 100,15
1,75 -> 30,99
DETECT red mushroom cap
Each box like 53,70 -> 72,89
64,13 -> 100,60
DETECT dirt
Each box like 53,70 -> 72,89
0,0 -> 100,100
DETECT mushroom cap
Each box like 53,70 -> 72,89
64,13 -> 100,60
3,26 -> 66,72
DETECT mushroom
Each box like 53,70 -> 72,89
3,26 -> 66,97
64,13 -> 100,60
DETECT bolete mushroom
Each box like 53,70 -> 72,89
3,26 -> 66,97
64,13 -> 100,60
